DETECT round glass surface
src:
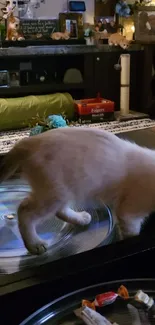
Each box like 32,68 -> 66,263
0,180 -> 114,273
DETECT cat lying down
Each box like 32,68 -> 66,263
0,127 -> 154,255
108,33 -> 130,50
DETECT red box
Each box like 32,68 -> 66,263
75,94 -> 115,124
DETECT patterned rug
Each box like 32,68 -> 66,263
1,118 -> 155,155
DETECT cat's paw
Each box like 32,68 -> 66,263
26,240 -> 48,255
79,211 -> 92,226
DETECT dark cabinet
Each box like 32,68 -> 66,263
94,52 -> 120,109
93,50 -> 144,112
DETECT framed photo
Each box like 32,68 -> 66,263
9,71 -> 20,87
134,6 -> 155,42
59,12 -> 83,38
65,19 -> 78,38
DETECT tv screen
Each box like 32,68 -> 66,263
69,1 -> 86,12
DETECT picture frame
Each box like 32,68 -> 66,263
134,5 -> 155,42
9,71 -> 20,87
59,12 -> 83,38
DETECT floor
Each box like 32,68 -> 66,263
118,127 -> 155,148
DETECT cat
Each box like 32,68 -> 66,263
0,127 -> 154,255
108,33 -> 130,50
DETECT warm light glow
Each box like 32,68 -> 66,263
131,25 -> 135,33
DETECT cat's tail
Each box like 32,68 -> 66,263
0,139 -> 28,183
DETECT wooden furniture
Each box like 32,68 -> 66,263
0,45 -> 145,112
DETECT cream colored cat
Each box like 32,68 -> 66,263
108,33 -> 130,50
0,127 -> 153,255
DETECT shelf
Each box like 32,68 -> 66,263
0,83 -> 86,97
2,39 -> 86,48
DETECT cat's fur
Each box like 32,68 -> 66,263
108,33 -> 130,50
0,127 -> 154,255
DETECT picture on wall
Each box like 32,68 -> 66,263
65,19 -> 78,38
134,6 -> 155,42
59,12 -> 83,38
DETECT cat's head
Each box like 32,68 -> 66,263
119,38 -> 130,50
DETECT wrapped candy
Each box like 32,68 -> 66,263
135,290 -> 154,309
94,292 -> 118,307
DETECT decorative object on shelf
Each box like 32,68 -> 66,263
6,12 -> 25,40
30,114 -> 68,136
0,0 -> 16,42
0,1 -> 24,41
94,19 -> 118,41
83,23 -> 94,45
134,5 -> 155,42
1,0 -> 16,20
108,32 -> 130,49
59,12 -> 84,39
63,68 -> 83,84
94,30 -> 109,40
51,31 -> 70,40
20,18 -> 59,40
115,0 -> 131,17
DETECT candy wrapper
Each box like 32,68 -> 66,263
118,285 -> 129,300
74,306 -> 119,325
76,285 -> 155,325
82,292 -> 118,311
135,290 -> 154,309
94,292 -> 118,307
82,300 -> 96,310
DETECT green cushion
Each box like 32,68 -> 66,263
0,92 -> 74,130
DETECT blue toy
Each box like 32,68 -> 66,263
30,114 -> 68,136
47,115 -> 68,129
30,125 -> 44,136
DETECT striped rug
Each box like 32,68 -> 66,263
1,118 -> 155,154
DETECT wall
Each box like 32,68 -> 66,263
37,0 -> 94,24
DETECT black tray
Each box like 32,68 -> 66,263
2,235 -> 155,325
20,279 -> 155,324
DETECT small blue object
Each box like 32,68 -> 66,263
115,1 -> 130,17
30,125 -> 44,136
47,115 -> 68,129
